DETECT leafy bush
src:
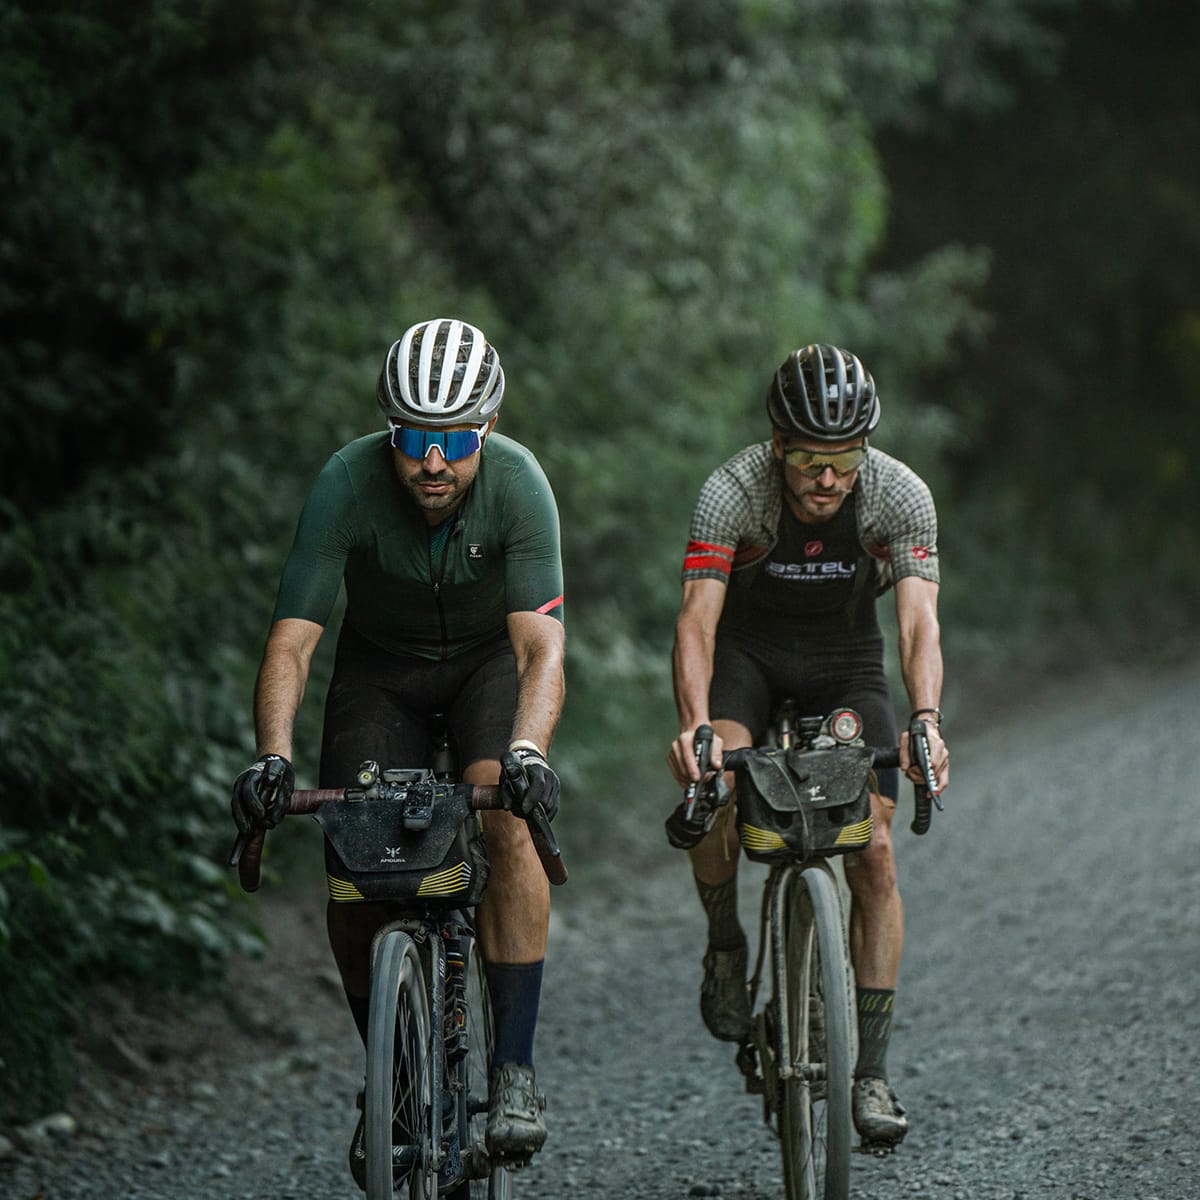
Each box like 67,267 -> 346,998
8,0 -> 1178,1119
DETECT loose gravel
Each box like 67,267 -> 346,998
4,658 -> 1198,1200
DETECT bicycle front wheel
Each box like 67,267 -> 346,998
779,865 -> 852,1200
462,943 -> 513,1200
367,929 -> 436,1200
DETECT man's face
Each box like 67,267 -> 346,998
772,431 -> 865,524
392,417 -> 496,521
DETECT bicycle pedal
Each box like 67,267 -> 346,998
735,1043 -> 764,1094
492,1150 -> 533,1170
855,1137 -> 900,1158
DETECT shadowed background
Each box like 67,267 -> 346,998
1,0 -> 1196,1118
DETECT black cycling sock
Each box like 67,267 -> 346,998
485,960 -> 544,1069
854,987 -> 895,1080
346,992 -> 370,1047
695,876 -> 744,950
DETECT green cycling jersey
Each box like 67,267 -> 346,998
272,431 -> 564,660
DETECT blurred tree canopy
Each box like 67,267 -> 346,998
877,0 -> 1200,647
0,0 -> 1194,1115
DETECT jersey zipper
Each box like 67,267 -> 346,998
429,517 -> 462,659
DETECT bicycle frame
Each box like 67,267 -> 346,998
720,704 -> 892,1199
734,858 -> 855,1200
228,731 -> 565,1199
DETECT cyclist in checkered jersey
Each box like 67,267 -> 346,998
666,343 -> 950,1147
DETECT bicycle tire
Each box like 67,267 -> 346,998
463,943 -> 513,1200
778,866 -> 852,1200
367,930 -> 436,1200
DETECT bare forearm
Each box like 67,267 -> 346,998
511,647 -> 564,753
895,577 -> 943,714
506,611 -> 565,754
895,581 -> 949,788
899,617 -> 943,715
672,618 -> 715,730
253,662 -> 303,759
252,620 -> 322,759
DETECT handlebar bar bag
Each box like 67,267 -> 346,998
734,746 -> 874,863
316,779 -> 489,908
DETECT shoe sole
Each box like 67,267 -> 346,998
856,1135 -> 904,1157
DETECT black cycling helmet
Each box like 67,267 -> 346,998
767,343 -> 880,441
377,318 -> 505,427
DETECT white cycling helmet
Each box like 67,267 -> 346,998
377,318 -> 505,427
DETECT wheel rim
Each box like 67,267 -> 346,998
366,933 -> 435,1200
781,883 -> 826,1197
777,868 -> 851,1200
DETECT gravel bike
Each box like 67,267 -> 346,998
671,703 -> 941,1200
230,723 -> 566,1200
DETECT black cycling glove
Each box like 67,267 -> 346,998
502,746 -> 560,823
231,754 -> 295,833
664,802 -> 713,850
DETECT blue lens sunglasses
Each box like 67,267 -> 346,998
391,425 -> 483,461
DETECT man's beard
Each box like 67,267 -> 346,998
401,467 -> 462,512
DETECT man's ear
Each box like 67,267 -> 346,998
481,415 -> 499,444
770,429 -> 785,460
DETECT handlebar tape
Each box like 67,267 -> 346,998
911,787 -> 932,836
236,828 -> 266,892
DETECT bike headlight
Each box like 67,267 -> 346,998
829,709 -> 863,744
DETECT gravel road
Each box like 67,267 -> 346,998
4,657 -> 1198,1200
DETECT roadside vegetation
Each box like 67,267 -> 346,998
1,0 -> 1195,1118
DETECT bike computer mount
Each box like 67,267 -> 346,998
345,760 -> 453,832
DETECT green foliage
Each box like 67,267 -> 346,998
0,0 -> 450,1118
7,0 -> 1183,1118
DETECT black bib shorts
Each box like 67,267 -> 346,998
710,628 -> 900,802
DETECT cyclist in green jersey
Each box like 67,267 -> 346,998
666,343 -> 950,1148
230,319 -> 565,1177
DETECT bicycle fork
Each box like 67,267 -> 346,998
737,865 -> 836,1111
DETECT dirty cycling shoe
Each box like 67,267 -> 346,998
852,1076 -> 908,1146
348,1090 -> 366,1191
700,943 -> 751,1042
485,1062 -> 547,1159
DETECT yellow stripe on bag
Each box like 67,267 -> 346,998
416,862 -> 471,897
833,817 -> 873,846
327,874 -> 365,901
739,824 -> 787,853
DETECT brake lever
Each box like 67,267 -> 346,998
683,724 -> 714,821
229,829 -> 251,868
911,724 -> 944,811
527,802 -> 561,859
228,756 -> 291,868
500,750 -> 567,885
